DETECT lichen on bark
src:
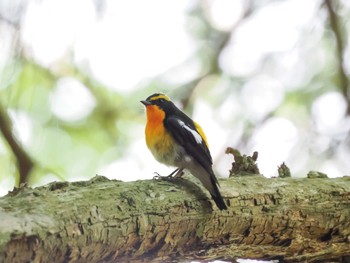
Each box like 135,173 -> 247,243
0,174 -> 350,262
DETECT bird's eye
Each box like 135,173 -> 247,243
159,99 -> 164,103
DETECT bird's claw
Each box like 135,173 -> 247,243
153,172 -> 173,180
153,168 -> 184,180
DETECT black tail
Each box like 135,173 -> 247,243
211,181 -> 227,210
188,164 -> 227,210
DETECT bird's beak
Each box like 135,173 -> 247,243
141,100 -> 152,106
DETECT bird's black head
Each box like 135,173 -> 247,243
140,93 -> 174,111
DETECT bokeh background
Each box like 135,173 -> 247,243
1,0 -> 350,196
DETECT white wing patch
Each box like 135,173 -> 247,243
177,120 -> 203,144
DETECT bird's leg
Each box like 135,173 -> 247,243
166,168 -> 180,177
153,168 -> 184,180
173,168 -> 184,178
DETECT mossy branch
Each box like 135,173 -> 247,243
0,175 -> 350,262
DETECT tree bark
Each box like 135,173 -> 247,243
0,175 -> 350,262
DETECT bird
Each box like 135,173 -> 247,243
141,93 -> 227,210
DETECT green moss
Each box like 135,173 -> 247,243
278,162 -> 291,178
226,147 -> 260,176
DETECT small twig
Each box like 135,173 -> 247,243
325,0 -> 350,114
0,103 -> 33,185
0,13 -> 20,30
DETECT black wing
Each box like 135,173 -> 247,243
164,116 -> 213,173
165,115 -> 227,210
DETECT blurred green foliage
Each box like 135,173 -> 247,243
0,0 -> 349,190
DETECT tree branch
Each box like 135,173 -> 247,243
325,0 -> 350,114
0,175 -> 349,262
0,13 -> 20,30
0,103 -> 33,185
177,1 -> 254,109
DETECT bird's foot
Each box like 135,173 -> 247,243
153,172 -> 174,181
153,168 -> 184,180
153,172 -> 168,180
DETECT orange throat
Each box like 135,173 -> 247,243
145,105 -> 166,148
145,105 -> 165,125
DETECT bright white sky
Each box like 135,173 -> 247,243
1,0 -> 349,196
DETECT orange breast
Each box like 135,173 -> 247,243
144,105 -> 176,164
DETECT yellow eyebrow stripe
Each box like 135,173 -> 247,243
149,94 -> 171,101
